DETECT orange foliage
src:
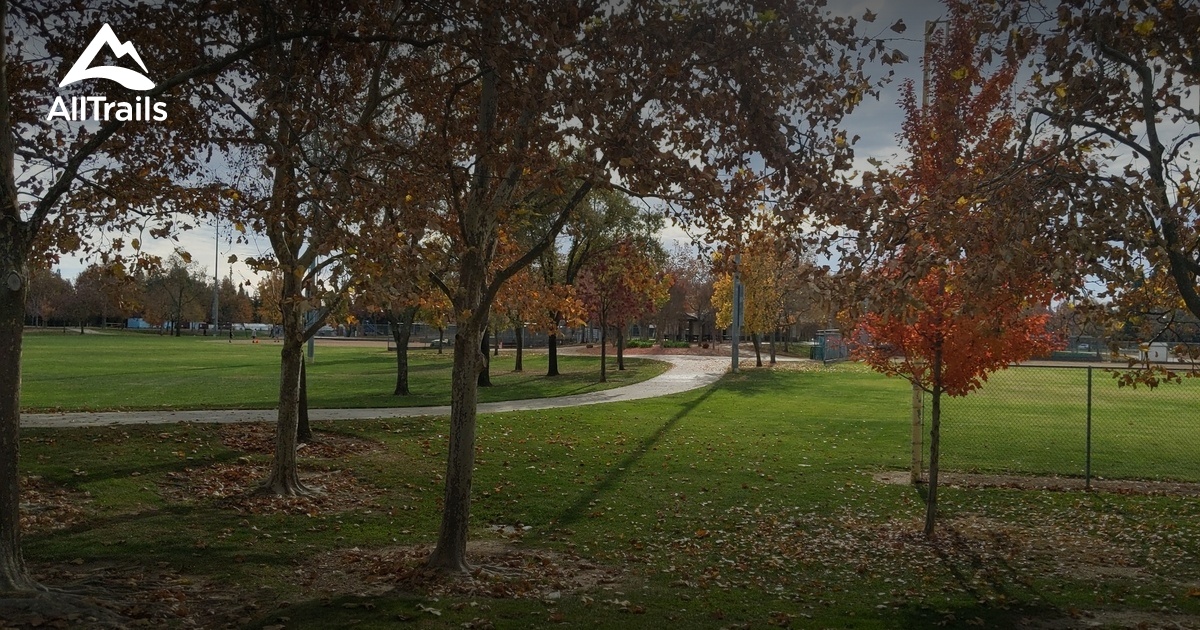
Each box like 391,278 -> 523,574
854,265 -> 1060,396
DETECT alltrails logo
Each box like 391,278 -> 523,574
46,23 -> 167,122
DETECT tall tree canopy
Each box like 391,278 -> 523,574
409,0 -> 883,572
1023,0 -> 1200,352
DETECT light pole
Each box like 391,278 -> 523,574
211,217 -> 219,334
731,253 -> 743,373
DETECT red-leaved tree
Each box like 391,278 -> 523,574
577,239 -> 672,381
837,1 -> 1065,536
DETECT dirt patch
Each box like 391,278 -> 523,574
301,540 -> 625,601
0,562 -> 257,629
157,463 -> 385,516
873,470 -> 1200,496
218,423 -> 384,459
19,476 -> 92,535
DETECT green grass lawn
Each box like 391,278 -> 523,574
18,332 -> 668,412
934,365 -> 1200,481
13,363 -> 1200,628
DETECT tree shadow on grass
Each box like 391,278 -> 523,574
550,386 -> 716,529
896,483 -> 1058,627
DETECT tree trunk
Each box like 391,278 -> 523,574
599,315 -> 608,383
478,326 -> 492,387
437,326 -> 444,354
297,359 -> 311,444
514,324 -> 523,372
924,350 -> 944,538
493,328 -> 499,356
752,332 -> 763,367
546,331 -> 559,376
389,307 -> 417,395
0,246 -> 38,593
769,329 -> 777,366
616,325 -> 625,371
260,278 -> 311,496
427,310 -> 485,573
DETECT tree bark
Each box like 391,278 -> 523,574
477,326 -> 492,387
514,324 -> 523,372
924,349 -> 944,538
297,359 -> 312,444
616,325 -> 625,371
0,242 -> 38,593
437,326 -> 444,354
260,339 -> 310,495
493,328 -> 499,356
389,306 -> 417,395
752,332 -> 763,367
427,309 -> 485,572
599,315 -> 608,382
546,331 -> 559,376
260,264 -> 311,496
769,329 -> 777,366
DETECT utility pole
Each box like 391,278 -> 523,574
731,253 -> 743,374
211,217 -> 220,333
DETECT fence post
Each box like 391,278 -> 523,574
911,380 -> 923,484
1086,366 -> 1093,490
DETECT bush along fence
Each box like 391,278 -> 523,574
910,364 -> 1200,486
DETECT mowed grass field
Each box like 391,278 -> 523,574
14,364 -> 1200,628
19,332 -> 668,412
934,365 -> 1200,481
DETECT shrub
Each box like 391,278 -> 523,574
662,339 -> 690,349
625,339 -> 655,348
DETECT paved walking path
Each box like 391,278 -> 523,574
21,355 -> 733,429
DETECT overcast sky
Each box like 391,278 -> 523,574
55,1 -> 951,291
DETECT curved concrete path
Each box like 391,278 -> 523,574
20,355 -> 732,429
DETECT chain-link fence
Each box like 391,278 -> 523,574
916,364 -> 1200,484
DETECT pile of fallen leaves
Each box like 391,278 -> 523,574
301,541 -> 623,601
19,475 -> 91,534
157,463 -> 383,516
0,562 -> 260,629
218,423 -> 384,459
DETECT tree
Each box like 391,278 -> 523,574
1,0 -> 325,595
530,189 -> 661,376
217,275 -> 254,327
1022,0 -> 1200,335
659,248 -> 716,344
578,239 -> 672,380
144,255 -> 208,335
711,216 -> 795,366
24,266 -> 71,327
828,1 -> 1063,536
410,1 -> 877,573
199,2 -> 436,496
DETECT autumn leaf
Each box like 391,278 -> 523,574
890,19 -> 906,33
1133,18 -> 1154,36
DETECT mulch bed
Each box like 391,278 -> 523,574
873,470 -> 1200,496
217,423 -> 385,459
1,562 -> 257,629
157,462 -> 386,516
300,540 -> 625,602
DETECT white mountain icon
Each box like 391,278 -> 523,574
59,23 -> 155,91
